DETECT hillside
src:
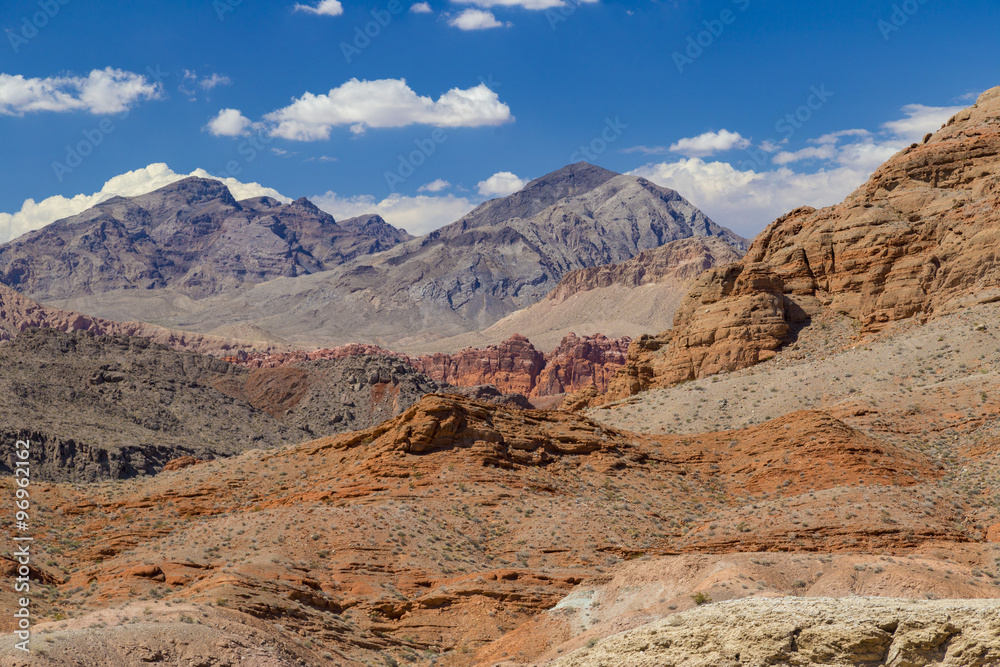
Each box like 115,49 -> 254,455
606,85 -> 1000,398
415,236 -> 744,353
0,177 -> 411,301
2,385 -> 1000,665
39,163 -> 746,349
0,328 -> 524,482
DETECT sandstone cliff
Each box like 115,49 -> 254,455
550,597 -> 1000,667
608,86 -> 1000,397
225,332 -> 631,399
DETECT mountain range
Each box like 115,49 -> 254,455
0,178 -> 411,301
5,87 -> 1000,667
3,162 -> 746,349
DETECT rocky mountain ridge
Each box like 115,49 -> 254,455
36,162 -> 746,349
0,328 -> 528,481
0,177 -> 411,301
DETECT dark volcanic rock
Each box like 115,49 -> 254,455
0,330 -> 509,482
0,177 -> 410,301
0,328 -> 303,482
18,163 -> 746,348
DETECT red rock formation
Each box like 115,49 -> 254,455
411,334 -> 545,396
534,333 -> 629,396
607,86 -> 1000,398
225,333 -> 632,398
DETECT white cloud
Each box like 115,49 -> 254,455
772,145 -> 837,165
452,0 -> 572,9
626,99 -> 974,239
410,1 -> 433,11
630,158 -> 868,239
669,129 -> 750,158
311,192 -> 476,236
813,129 -> 870,145
294,0 -> 344,16
263,78 -> 513,140
476,171 -> 527,197
0,68 -> 162,116
178,71 -> 233,101
206,108 -> 254,137
449,8 -> 509,29
0,164 -> 290,243
882,103 -> 965,143
419,179 -> 452,192
198,73 -> 232,90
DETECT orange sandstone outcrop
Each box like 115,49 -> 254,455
226,333 -> 632,399
608,85 -> 1000,397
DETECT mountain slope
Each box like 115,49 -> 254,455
414,236 -> 744,353
61,162 -> 745,349
0,177 -> 411,300
0,282 -> 278,355
607,85 -> 1000,396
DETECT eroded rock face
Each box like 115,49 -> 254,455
613,86 -> 1000,393
413,334 -> 545,396
549,597 -> 1000,667
226,333 -> 633,398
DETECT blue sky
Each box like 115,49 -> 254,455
1,0 -> 997,242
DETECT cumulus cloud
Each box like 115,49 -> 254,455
449,8 -> 509,29
293,0 -> 344,16
628,101 -> 969,239
477,171 -> 528,197
882,103 -> 965,143
410,2 -> 433,11
0,164 -> 290,243
0,67 -> 162,116
310,192 -> 476,236
630,158 -> 869,238
668,129 -> 750,158
419,179 -> 452,192
771,145 -> 838,165
263,78 -> 513,140
206,108 -> 254,137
